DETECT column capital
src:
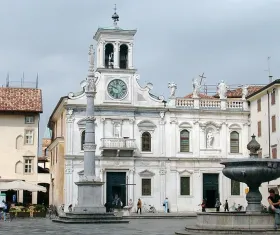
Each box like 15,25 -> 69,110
83,144 -> 97,152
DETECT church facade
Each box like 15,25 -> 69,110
54,18 -> 257,212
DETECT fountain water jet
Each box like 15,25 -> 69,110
176,135 -> 280,234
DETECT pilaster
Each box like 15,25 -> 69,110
98,41 -> 105,68
128,43 -> 133,69
128,168 -> 135,204
66,108 -> 74,155
159,163 -> 167,204
114,41 -> 120,69
170,118 -> 178,156
221,122 -> 228,157
64,160 -> 73,208
193,120 -> 200,157
159,111 -> 166,156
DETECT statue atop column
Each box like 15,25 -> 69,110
192,76 -> 201,98
168,82 -> 177,98
242,85 -> 248,100
88,45 -> 94,67
217,80 -> 228,99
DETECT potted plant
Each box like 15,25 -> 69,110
33,204 -> 46,217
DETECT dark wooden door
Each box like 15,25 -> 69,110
203,173 -> 219,208
106,172 -> 126,206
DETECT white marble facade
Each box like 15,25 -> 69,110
62,24 -> 252,212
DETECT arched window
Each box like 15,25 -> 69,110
141,132 -> 151,152
180,130 -> 190,152
119,44 -> 128,69
81,131 -> 85,150
105,43 -> 114,68
230,131 -> 239,153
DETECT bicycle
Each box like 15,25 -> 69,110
142,203 -> 157,213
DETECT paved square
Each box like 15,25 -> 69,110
1,218 -> 194,235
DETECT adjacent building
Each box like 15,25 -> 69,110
0,87 -> 50,204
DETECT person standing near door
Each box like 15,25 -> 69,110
163,197 -> 169,213
215,198 -> 221,212
137,198 -> 142,214
224,200 -> 229,212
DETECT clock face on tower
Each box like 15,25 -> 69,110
107,79 -> 128,99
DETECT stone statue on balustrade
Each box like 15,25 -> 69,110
217,80 -> 228,99
242,85 -> 248,100
192,77 -> 201,98
168,82 -> 177,98
206,130 -> 214,149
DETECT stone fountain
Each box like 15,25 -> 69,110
176,135 -> 280,234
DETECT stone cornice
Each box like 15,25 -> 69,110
47,137 -> 64,150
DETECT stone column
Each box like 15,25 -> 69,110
159,164 -> 167,210
114,41 -> 120,69
74,45 -> 105,213
128,168 -> 135,205
66,109 -> 74,155
128,43 -> 133,69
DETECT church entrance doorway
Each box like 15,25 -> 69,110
203,173 -> 219,208
106,172 -> 126,206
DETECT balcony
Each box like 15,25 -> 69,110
100,138 -> 137,157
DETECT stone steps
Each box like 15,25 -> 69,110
175,226 -> 280,234
52,219 -> 129,224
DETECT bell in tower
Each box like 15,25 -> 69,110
93,5 -> 137,70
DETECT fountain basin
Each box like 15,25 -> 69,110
176,212 -> 280,234
221,159 -> 280,186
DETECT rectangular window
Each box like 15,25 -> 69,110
271,90 -> 276,105
24,130 -> 34,145
272,115 -> 276,132
257,121 -> 262,137
180,177 -> 190,195
272,146 -> 277,159
257,99 -> 261,112
24,157 -> 33,173
142,179 -> 151,196
25,116 -> 35,124
231,180 -> 240,196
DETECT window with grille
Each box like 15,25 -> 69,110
81,131 -> 85,150
25,116 -> 35,124
231,180 -> 240,195
180,177 -> 190,195
141,132 -> 151,152
230,131 -> 239,153
24,130 -> 34,145
272,115 -> 276,132
24,158 -> 33,173
142,179 -> 151,196
257,99 -> 261,112
180,130 -> 190,152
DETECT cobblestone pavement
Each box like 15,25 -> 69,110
1,218 -> 194,235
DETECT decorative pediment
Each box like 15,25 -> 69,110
137,120 -> 157,132
177,169 -> 193,175
179,122 -> 192,129
138,169 -> 155,177
200,121 -> 221,131
228,123 -> 242,130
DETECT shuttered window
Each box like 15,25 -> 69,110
258,121 -> 262,137
272,146 -> 277,159
272,115 -> 276,132
142,132 -> 151,152
271,90 -> 276,105
142,179 -> 151,196
231,180 -> 240,195
180,177 -> 190,195
180,130 -> 190,152
257,99 -> 261,112
230,131 -> 239,153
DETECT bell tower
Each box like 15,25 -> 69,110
94,5 -> 137,71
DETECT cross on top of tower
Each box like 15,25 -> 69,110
112,4 -> 119,27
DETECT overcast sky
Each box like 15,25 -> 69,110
0,0 -> 279,153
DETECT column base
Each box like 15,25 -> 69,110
74,180 -> 106,213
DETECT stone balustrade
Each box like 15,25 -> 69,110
101,138 -> 136,149
175,98 -> 247,110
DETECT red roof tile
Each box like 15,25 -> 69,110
0,88 -> 42,112
184,93 -> 217,99
213,86 -> 264,98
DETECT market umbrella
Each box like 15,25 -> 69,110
0,180 -> 47,192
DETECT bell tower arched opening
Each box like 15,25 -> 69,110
119,44 -> 128,69
105,43 -> 114,69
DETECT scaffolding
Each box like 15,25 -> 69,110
4,73 -> 39,88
